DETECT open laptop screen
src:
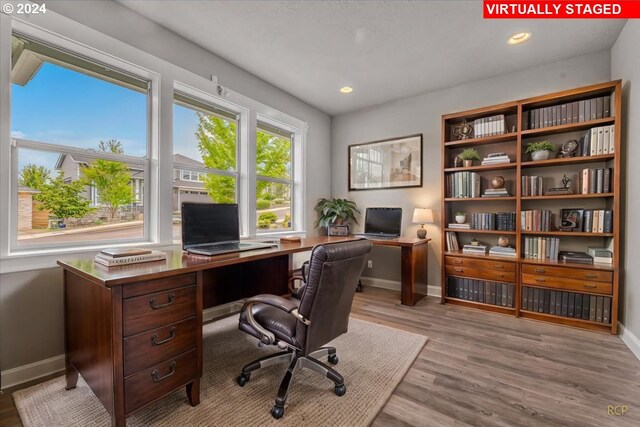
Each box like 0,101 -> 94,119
181,203 -> 240,248
364,207 -> 402,236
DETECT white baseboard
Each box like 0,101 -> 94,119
618,322 -> 640,361
360,277 -> 441,297
1,354 -> 65,391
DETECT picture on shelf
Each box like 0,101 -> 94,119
560,208 -> 584,231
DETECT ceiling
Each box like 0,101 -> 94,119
119,1 -> 626,116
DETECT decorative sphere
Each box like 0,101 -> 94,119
498,236 -> 510,247
491,176 -> 505,189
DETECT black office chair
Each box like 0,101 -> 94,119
237,239 -> 372,419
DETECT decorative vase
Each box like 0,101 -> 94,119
498,236 -> 510,247
455,214 -> 466,224
491,176 -> 505,189
531,150 -> 550,161
463,159 -> 473,167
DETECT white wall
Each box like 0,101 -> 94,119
1,1 -> 331,378
332,51 -> 612,290
611,20 -> 640,354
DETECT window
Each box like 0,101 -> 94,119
256,123 -> 293,232
10,33 -> 149,248
172,92 -> 239,239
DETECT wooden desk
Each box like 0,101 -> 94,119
57,236 -> 428,426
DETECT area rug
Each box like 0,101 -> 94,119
14,316 -> 426,427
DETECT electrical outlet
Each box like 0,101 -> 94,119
367,260 -> 373,268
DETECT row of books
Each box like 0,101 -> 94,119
94,247 -> 167,267
473,114 -> 506,138
526,95 -> 611,130
578,125 -> 616,156
521,209 -> 552,232
579,168 -> 611,194
522,287 -> 611,323
445,231 -> 460,252
481,153 -> 510,165
446,277 -> 515,307
521,176 -> 544,196
580,209 -> 613,234
523,237 -> 560,261
469,212 -> 516,231
446,172 -> 480,198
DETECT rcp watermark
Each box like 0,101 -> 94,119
2,2 -> 46,14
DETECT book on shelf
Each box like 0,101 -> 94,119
473,114 -> 506,138
587,247 -> 613,264
481,153 -> 510,165
482,188 -> 511,198
445,231 -> 460,251
521,176 -> 544,197
462,244 -> 488,254
470,212 -> 515,231
489,246 -> 516,257
99,247 -> 152,258
578,125 -> 615,157
558,251 -> 593,265
522,286 -> 611,323
523,236 -> 560,261
582,209 -> 613,233
446,172 -> 481,198
448,223 -> 471,229
446,277 -> 514,307
94,249 -> 167,267
527,95 -> 611,130
521,209 -> 552,232
579,168 -> 611,194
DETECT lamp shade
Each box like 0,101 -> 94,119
413,208 -> 434,224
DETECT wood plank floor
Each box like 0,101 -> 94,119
2,287 -> 639,426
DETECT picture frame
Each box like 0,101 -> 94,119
560,208 -> 584,231
348,134 -> 423,191
328,224 -> 349,236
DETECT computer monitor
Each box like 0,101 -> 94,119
181,203 -> 240,248
364,207 -> 402,236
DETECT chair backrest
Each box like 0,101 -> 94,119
296,239 -> 372,354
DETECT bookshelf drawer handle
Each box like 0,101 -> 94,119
534,269 -> 545,274
150,293 -> 175,310
497,274 -> 504,278
535,278 -> 546,282
454,260 -> 463,265
585,274 -> 599,279
454,268 -> 463,273
584,284 -> 597,289
493,265 -> 504,269
151,362 -> 176,383
151,327 -> 176,346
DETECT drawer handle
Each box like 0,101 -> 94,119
585,274 -> 599,279
584,284 -> 597,289
151,327 -> 176,346
493,265 -> 504,269
535,278 -> 546,282
497,274 -> 504,278
454,268 -> 463,273
152,361 -> 176,383
454,260 -> 463,265
150,293 -> 175,310
534,268 -> 545,274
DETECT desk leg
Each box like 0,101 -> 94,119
400,244 -> 428,306
65,364 -> 78,390
186,378 -> 201,406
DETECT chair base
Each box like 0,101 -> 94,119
237,347 -> 345,419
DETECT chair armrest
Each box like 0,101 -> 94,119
288,275 -> 305,295
244,294 -> 299,313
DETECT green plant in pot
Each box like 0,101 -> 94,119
314,198 -> 360,231
526,141 -> 556,161
458,148 -> 481,167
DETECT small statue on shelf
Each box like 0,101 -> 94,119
546,174 -> 574,195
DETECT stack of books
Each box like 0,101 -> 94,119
462,243 -> 488,255
527,95 -> 610,130
482,188 -> 510,198
94,248 -> 167,267
489,246 -> 516,257
473,115 -> 506,138
559,251 -> 593,265
481,152 -> 510,165
521,176 -> 544,196
448,223 -> 470,229
578,125 -> 615,156
588,247 -> 613,264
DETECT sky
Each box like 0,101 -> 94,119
11,61 -> 204,171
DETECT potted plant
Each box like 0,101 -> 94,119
455,211 -> 467,224
459,148 -> 481,167
526,141 -> 556,161
314,198 -> 360,229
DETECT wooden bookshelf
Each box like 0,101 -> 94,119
441,80 -> 622,334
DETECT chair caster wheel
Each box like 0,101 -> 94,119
271,405 -> 285,419
328,354 -> 339,365
236,373 -> 250,387
334,384 -> 346,397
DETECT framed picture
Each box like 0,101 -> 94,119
328,224 -> 349,236
560,208 -> 584,231
348,134 -> 422,191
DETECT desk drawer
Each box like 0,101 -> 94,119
521,264 -> 612,283
124,286 -> 196,337
445,256 -> 515,272
124,349 -> 196,414
123,273 -> 197,298
445,265 -> 515,283
124,317 -> 196,376
521,273 -> 612,294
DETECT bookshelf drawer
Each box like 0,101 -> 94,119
521,264 -> 612,283
445,265 -> 515,283
521,274 -> 612,294
446,256 -> 515,272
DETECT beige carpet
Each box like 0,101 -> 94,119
14,316 -> 426,427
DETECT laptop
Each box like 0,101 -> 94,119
181,202 -> 277,256
354,207 -> 403,239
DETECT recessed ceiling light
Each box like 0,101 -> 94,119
340,86 -> 354,94
507,32 -> 532,45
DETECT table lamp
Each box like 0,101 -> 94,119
413,208 -> 434,239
